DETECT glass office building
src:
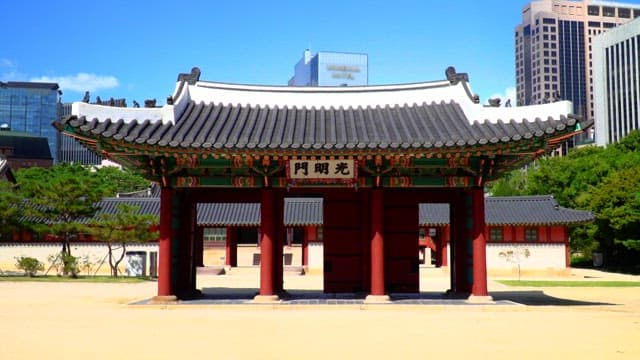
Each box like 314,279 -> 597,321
57,102 -> 102,165
289,50 -> 368,87
515,0 -> 640,150
0,82 -> 61,162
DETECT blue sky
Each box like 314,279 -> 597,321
2,0 -> 639,106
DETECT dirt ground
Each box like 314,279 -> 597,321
1,268 -> 639,360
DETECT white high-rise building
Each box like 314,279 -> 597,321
593,17 -> 640,145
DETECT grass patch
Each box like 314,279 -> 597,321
497,280 -> 640,287
0,275 -> 154,283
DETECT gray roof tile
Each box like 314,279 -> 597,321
58,102 -> 579,152
419,195 -> 594,226
87,195 -> 592,227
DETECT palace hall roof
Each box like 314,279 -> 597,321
91,195 -> 592,227
419,195 -> 594,226
92,197 -> 324,227
56,67 -> 585,154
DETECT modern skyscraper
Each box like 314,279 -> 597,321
288,49 -> 368,87
593,16 -> 640,145
515,0 -> 640,146
0,82 -> 61,162
57,102 -> 103,165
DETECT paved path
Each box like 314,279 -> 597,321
1,267 -> 639,359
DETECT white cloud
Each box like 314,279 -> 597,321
0,58 -> 24,81
487,86 -> 517,106
0,58 -> 15,68
30,73 -> 119,92
1,70 -> 23,81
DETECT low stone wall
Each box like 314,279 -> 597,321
0,243 -> 158,276
1,242 -> 568,277
487,243 -> 569,276
202,244 -> 303,267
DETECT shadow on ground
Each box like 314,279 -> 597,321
132,287 -> 617,306
490,290 -> 615,306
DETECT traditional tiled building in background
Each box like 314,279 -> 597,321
0,129 -> 53,169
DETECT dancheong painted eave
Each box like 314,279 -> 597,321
55,67 -> 588,155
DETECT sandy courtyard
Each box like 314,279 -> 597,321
1,268 -> 639,360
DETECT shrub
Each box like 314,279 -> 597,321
15,256 -> 45,277
47,252 -> 80,278
62,253 -> 80,278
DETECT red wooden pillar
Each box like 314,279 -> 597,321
194,227 -> 204,267
255,188 -> 279,302
469,187 -> 492,301
225,227 -> 237,267
153,186 -> 176,302
302,227 -> 310,267
440,226 -> 450,267
273,190 -> 285,293
449,190 -> 470,294
564,227 -> 571,267
366,188 -> 390,303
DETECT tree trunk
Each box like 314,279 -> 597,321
113,243 -> 127,278
107,243 -> 117,277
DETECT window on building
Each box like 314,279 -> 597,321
543,18 -> 556,24
489,228 -> 503,242
603,22 -> 616,28
603,6 -> 615,17
203,227 -> 226,242
588,21 -> 601,27
634,9 -> 640,18
525,228 -> 538,242
618,8 -> 631,18
588,5 -> 600,16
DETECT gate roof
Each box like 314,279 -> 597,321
54,67 -> 590,188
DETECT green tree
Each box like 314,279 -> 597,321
526,146 -> 612,209
89,204 -> 158,277
590,166 -> 640,261
16,163 -> 108,274
0,181 -> 24,241
93,166 -> 150,197
487,169 -> 528,196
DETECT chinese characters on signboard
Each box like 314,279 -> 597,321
288,159 -> 356,181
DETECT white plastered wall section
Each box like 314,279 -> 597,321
305,243 -> 568,272
487,243 -> 566,270
0,243 -> 158,276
